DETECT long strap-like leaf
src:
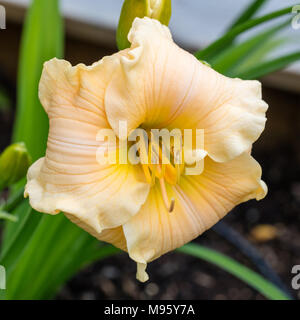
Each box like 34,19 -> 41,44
236,52 -> 300,79
211,20 -> 290,74
227,0 -> 269,31
177,243 -> 290,300
12,0 -> 63,161
195,6 -> 293,61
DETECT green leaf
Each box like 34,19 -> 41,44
0,187 -> 24,213
0,202 -> 40,274
227,0 -> 269,30
0,188 -> 30,254
3,213 -> 119,299
2,0 -> 63,257
0,0 -> 70,300
0,211 -> 18,222
1,0 -> 63,270
236,51 -> 300,79
177,243 -> 290,300
211,20 -> 290,75
4,214 -> 82,299
195,6 -> 293,61
231,37 -> 286,77
12,0 -> 63,161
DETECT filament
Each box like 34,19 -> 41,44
175,164 -> 181,184
142,164 -> 152,184
159,178 -> 175,213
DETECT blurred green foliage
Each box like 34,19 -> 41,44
0,88 -> 11,113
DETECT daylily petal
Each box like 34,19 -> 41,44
105,17 -> 268,162
122,152 -> 267,280
65,212 -> 127,251
25,58 -> 150,233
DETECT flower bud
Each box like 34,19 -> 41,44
0,142 -> 31,190
117,0 -> 172,50
148,0 -> 172,24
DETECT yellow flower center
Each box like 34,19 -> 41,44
138,131 -> 184,212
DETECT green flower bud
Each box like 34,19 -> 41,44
117,0 -> 172,50
148,0 -> 172,24
0,142 -> 31,190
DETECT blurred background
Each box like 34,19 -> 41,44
0,0 -> 299,300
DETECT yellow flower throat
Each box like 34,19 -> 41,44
138,132 -> 184,212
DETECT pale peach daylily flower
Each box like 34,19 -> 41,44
25,17 -> 268,282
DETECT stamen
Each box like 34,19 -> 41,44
142,164 -> 152,184
175,164 -> 181,184
151,168 -> 156,186
169,198 -> 175,212
140,131 -> 152,184
161,163 -> 166,178
155,164 -> 164,179
159,178 -> 175,213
